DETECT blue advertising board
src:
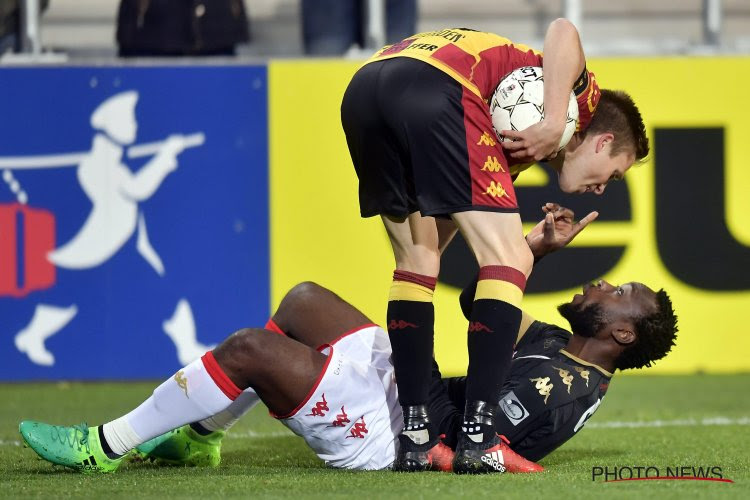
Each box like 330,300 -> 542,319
0,65 -> 269,380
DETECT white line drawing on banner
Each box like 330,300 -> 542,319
164,299 -> 213,365
2,90 -> 213,366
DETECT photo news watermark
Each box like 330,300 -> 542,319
592,466 -> 734,483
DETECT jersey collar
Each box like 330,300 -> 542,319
559,349 -> 614,378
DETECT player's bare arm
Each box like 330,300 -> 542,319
502,18 -> 586,162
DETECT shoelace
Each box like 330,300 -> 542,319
49,422 -> 90,453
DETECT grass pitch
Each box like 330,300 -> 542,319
1,375 -> 748,499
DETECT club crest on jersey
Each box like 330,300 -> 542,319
552,366 -> 574,394
499,390 -> 530,426
530,376 -> 553,404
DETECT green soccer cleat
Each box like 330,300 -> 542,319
132,425 -> 224,467
19,421 -> 123,473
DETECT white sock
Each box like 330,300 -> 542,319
197,389 -> 260,432
102,352 -> 241,455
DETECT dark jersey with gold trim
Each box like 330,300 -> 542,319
430,321 -> 612,461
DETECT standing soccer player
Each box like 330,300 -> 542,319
341,20 -> 648,473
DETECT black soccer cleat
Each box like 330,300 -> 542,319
392,404 -> 442,472
452,429 -> 506,474
393,432 -> 440,472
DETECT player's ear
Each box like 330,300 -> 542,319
609,321 -> 636,346
595,132 -> 615,153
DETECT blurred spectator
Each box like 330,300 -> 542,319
0,0 -> 50,54
302,0 -> 416,56
117,0 -> 250,57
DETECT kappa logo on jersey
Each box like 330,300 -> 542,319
174,370 -> 188,398
329,406 -> 350,427
574,366 -> 590,387
530,376 -> 554,404
477,132 -> 496,147
484,181 -> 508,198
306,393 -> 329,417
346,416 -> 368,439
481,450 -> 506,472
500,390 -> 530,426
552,366 -> 574,394
468,321 -> 493,333
481,156 -> 505,173
388,319 -> 418,330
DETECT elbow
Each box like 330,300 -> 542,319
547,18 -> 582,45
550,17 -> 578,33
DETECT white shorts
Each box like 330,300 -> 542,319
276,324 -> 402,470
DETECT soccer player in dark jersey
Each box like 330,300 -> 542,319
19,206 -> 677,474
340,21 -> 649,473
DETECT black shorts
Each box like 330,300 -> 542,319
341,57 -> 518,218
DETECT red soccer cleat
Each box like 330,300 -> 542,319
453,433 -> 544,474
496,435 -> 544,473
426,438 -> 455,472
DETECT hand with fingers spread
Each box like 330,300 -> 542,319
500,119 -> 566,163
525,202 -> 599,261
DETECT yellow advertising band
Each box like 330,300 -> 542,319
389,281 -> 435,302
474,279 -> 523,308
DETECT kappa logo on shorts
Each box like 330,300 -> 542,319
477,132 -> 496,147
306,393 -> 329,417
500,390 -> 530,426
481,156 -> 505,173
484,181 -> 508,198
346,416 -> 368,439
329,406 -> 351,427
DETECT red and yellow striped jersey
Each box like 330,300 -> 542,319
366,28 -> 600,132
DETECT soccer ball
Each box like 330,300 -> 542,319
490,66 -> 578,151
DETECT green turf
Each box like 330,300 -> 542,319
1,375 -> 748,499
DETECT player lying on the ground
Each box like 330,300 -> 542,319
18,207 -> 677,474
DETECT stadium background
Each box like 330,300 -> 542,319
2,57 -> 748,378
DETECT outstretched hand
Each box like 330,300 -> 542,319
525,202 -> 598,260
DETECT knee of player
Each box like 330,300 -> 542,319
475,240 -> 534,276
395,250 -> 441,277
286,281 -> 326,302
216,327 -> 265,361
517,243 -> 534,276
286,281 -> 328,305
